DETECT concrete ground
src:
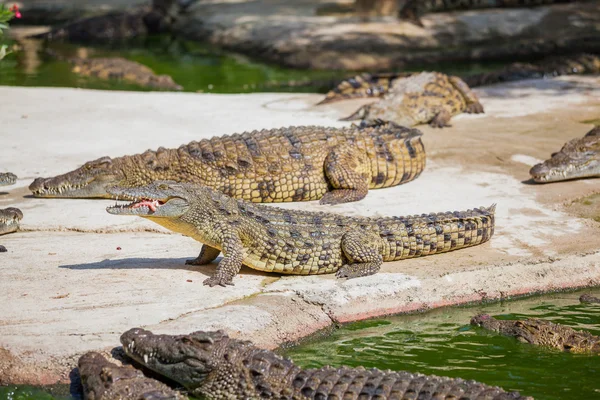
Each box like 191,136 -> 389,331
0,76 -> 599,384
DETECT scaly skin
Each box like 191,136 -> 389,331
463,53 -> 600,87
471,314 -> 600,354
399,0 -> 578,27
78,352 -> 185,400
120,327 -> 532,400
579,294 -> 600,304
341,72 -> 484,128
29,122 -> 426,205
71,57 -> 183,91
106,181 -> 495,286
319,54 -> 599,105
0,172 -> 17,186
529,126 -> 600,183
0,173 -> 22,239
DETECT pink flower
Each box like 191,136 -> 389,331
9,4 -> 21,18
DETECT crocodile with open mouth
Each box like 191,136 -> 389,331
78,351 -> 185,400
471,314 -> 600,354
118,327 -> 532,399
340,72 -> 484,128
529,126 -> 600,183
1,173 -> 23,242
106,181 -> 495,287
29,122 -> 426,205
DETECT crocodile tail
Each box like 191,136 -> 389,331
289,365 -> 530,399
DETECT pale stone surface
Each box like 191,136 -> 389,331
0,76 -> 599,384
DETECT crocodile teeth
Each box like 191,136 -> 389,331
144,354 -> 149,363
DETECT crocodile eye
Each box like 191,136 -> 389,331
158,183 -> 169,190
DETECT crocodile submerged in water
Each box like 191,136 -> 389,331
318,54 -> 600,105
529,126 -> 600,183
106,181 -> 495,286
33,0 -> 183,42
29,122 -> 426,205
119,327 -> 531,399
398,0 -> 580,27
1,173 -> 23,244
471,314 -> 600,354
70,57 -> 183,91
78,352 -> 185,400
579,294 -> 600,304
341,72 -> 484,128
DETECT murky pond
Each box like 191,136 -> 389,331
4,287 -> 600,399
0,35 -> 508,94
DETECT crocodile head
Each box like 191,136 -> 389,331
0,172 -> 17,186
470,314 -> 503,331
105,181 -> 193,218
529,127 -> 600,183
120,327 -> 228,390
29,157 -> 125,198
0,207 -> 23,235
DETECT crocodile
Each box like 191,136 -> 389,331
471,314 -> 600,354
33,0 -> 181,42
29,122 -> 426,205
579,294 -> 600,304
341,72 -> 484,128
70,57 -> 183,91
78,352 -> 185,400
463,53 -> 600,87
120,327 -> 531,400
106,181 -> 495,286
399,0 -> 579,27
318,54 -> 600,105
1,173 -> 23,240
0,172 -> 17,186
529,126 -> 600,183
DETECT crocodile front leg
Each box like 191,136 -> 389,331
336,231 -> 384,278
320,144 -> 370,205
203,228 -> 243,287
429,109 -> 452,128
186,244 -> 221,266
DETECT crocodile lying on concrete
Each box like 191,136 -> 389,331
1,173 -> 23,241
318,54 -> 600,105
341,72 -> 484,128
71,57 -> 183,91
106,181 -> 495,286
78,352 -> 185,400
30,122 -> 426,205
529,126 -> 600,183
579,294 -> 600,304
399,0 -> 579,27
120,327 -> 531,399
471,314 -> 600,354
33,0 -> 182,42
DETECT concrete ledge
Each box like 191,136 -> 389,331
175,1 -> 600,69
1,76 -> 599,384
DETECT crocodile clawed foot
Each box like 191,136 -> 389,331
466,102 -> 485,114
335,265 -> 360,279
203,275 -> 235,287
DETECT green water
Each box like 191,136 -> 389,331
4,288 -> 600,399
284,288 -> 600,400
0,36 -> 506,94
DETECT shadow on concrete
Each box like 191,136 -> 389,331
59,257 -> 272,278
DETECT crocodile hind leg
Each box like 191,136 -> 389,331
203,228 -> 243,287
339,104 -> 371,121
320,145 -> 370,205
186,244 -> 221,266
337,231 -> 383,278
449,75 -> 485,114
